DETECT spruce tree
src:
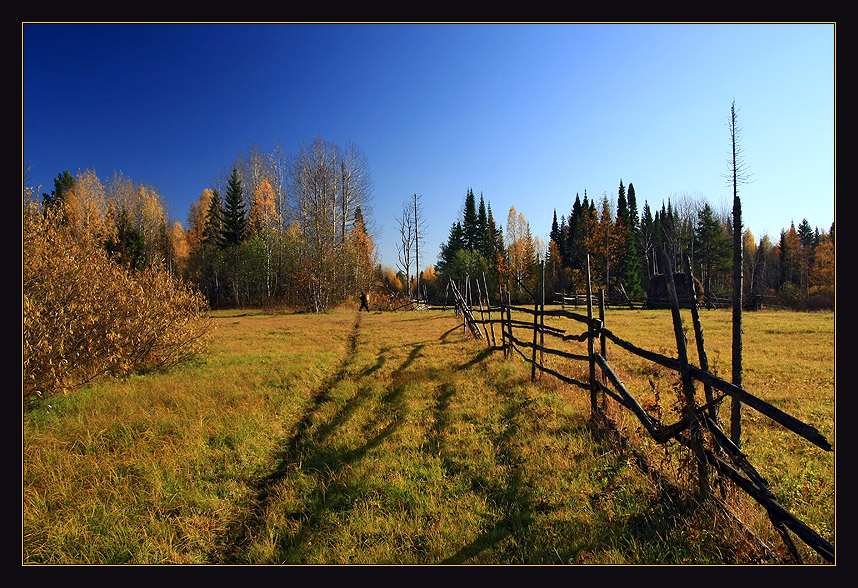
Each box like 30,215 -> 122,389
462,188 -> 478,252
615,180 -> 643,297
694,203 -> 730,296
202,188 -> 226,248
105,207 -> 146,271
41,170 -> 76,215
566,194 -> 583,269
222,168 -> 248,246
477,194 -> 490,257
438,221 -> 465,279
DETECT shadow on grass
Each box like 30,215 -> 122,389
215,312 -> 367,563
216,313 -> 423,563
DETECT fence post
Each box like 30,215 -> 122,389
540,262 -> 545,372
476,276 -> 490,344
599,287 -> 608,407
498,284 -> 509,357
684,254 -> 718,423
531,262 -> 543,381
598,288 -> 607,360
482,272 -> 496,348
585,253 -> 598,415
506,289 -> 514,360
663,251 -> 710,498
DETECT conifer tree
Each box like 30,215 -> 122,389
437,221 -> 464,280
566,193 -> 585,270
202,188 -> 226,248
462,188 -> 478,252
41,170 -> 76,214
694,203 -> 731,297
222,167 -> 248,246
615,180 -> 644,297
477,194 -> 490,258
105,207 -> 146,270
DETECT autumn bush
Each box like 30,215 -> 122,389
23,201 -> 213,406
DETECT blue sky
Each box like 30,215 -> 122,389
23,23 -> 835,272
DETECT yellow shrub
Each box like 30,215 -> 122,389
23,203 -> 212,404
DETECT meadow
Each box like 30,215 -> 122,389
22,306 -> 835,565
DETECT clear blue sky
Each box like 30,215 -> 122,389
23,23 -> 835,272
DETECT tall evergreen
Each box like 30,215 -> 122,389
438,221 -> 465,278
487,204 -> 503,274
694,203 -> 730,296
477,193 -> 491,258
202,188 -> 226,248
462,188 -> 478,251
627,183 -> 639,233
105,207 -> 146,271
41,170 -> 76,215
616,180 -> 629,227
566,193 -> 584,269
550,210 -> 560,246
222,168 -> 248,246
615,180 -> 643,297
797,218 -> 815,248
354,205 -> 367,234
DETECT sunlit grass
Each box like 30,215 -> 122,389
532,305 -> 835,563
22,306 -> 833,564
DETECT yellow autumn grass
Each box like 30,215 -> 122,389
22,307 -> 833,564
532,305 -> 835,563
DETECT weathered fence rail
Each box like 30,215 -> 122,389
447,261 -> 834,564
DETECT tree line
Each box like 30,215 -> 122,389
184,138 -> 378,312
433,183 -> 834,310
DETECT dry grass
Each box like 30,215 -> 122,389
532,305 -> 835,563
22,306 -> 833,564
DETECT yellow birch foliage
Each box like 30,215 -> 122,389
23,201 -> 213,405
250,178 -> 280,234
64,169 -> 111,244
810,240 -> 834,292
186,188 -> 215,252
167,220 -> 189,273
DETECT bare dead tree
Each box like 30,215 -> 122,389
396,200 -> 416,300
412,193 -> 425,302
726,100 -> 752,446
337,142 -> 375,245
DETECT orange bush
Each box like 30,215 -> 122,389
23,202 -> 212,404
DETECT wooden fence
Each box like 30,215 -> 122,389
447,257 -> 834,564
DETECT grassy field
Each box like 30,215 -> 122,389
22,305 -> 835,565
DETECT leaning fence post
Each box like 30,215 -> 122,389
540,261 -> 546,372
683,254 -> 718,423
598,287 -> 608,407
531,263 -> 543,381
506,288 -> 514,359
585,253 -> 598,415
663,250 -> 710,498
476,277 -> 490,344
482,272 -> 496,348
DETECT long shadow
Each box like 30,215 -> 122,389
437,377 -> 540,564
267,341 -> 420,563
218,316 -> 425,563
215,312 -> 364,563
456,347 -> 494,371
